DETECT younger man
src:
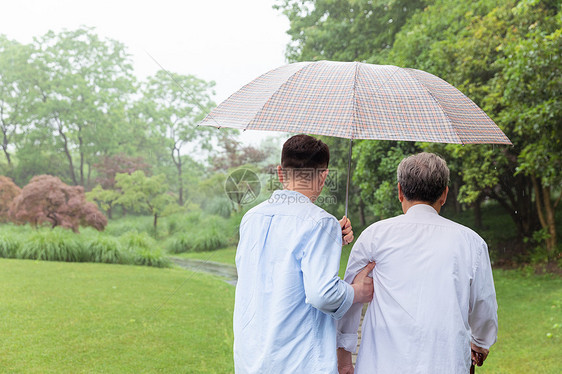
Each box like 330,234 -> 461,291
234,134 -> 375,373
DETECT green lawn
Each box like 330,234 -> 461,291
185,247 -> 562,373
479,270 -> 562,373
2,252 -> 561,373
0,259 -> 234,373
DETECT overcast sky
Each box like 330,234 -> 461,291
1,0 -> 294,144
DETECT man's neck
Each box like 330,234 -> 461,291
284,182 -> 317,202
401,200 -> 441,214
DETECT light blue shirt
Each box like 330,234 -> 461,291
234,190 -> 354,374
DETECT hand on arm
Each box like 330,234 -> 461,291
337,348 -> 354,374
339,216 -> 354,245
351,262 -> 375,304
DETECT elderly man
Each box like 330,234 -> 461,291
337,152 -> 498,374
234,134 -> 375,374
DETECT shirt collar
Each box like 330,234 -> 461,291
405,203 -> 439,215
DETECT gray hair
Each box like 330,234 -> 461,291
397,152 -> 450,204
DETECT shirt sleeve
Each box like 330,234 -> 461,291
336,230 -> 374,353
301,217 -> 354,320
469,240 -> 499,349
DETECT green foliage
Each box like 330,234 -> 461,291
353,141 -> 418,219
0,222 -> 171,268
0,235 -> 20,258
86,184 -> 121,217
115,171 -> 176,230
280,0 -> 562,258
118,230 -> 170,268
167,215 -> 229,254
18,228 -> 88,262
136,70 -> 217,205
276,0 -> 426,63
26,27 -> 136,186
85,235 -> 124,264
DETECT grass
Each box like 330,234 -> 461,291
0,258 -> 234,373
177,246 -> 237,265
185,246 -> 562,373
479,270 -> 562,373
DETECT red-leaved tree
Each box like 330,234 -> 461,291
9,175 -> 107,232
94,154 -> 151,189
0,176 -> 21,222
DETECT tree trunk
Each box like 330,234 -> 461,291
531,175 -> 558,255
153,213 -> 158,230
359,198 -> 366,227
472,195 -> 484,229
178,153 -> 184,206
172,144 -> 184,206
452,180 -> 462,214
86,162 -> 92,189
1,129 -> 12,167
57,119 -> 78,185
78,131 -> 84,186
0,109 -> 13,167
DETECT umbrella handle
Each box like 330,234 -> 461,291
345,139 -> 353,218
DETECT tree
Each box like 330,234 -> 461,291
210,134 -> 269,171
276,0 -> 426,63
0,36 -> 38,174
115,171 -> 176,230
9,175 -> 107,232
493,3 -> 561,254
353,140 -> 419,220
29,27 -> 136,186
279,0 -> 562,261
93,153 -> 151,190
136,70 -> 216,206
0,176 -> 21,222
85,184 -> 121,220
389,0 -> 561,256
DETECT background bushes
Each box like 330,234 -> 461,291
0,210 -> 240,267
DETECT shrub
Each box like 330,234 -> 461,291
119,230 -> 170,268
10,175 -> 107,232
203,197 -> 232,218
86,236 -> 124,264
131,248 -> 170,268
166,215 -> 228,254
0,176 -> 21,223
0,236 -> 21,258
19,228 -> 88,262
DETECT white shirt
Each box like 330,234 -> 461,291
234,190 -> 354,374
337,204 -> 498,374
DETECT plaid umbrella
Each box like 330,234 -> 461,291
199,61 -> 512,213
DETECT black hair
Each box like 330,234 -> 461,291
281,134 -> 330,170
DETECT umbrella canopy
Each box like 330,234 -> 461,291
199,60 -> 512,145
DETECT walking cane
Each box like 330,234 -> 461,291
470,350 -> 484,374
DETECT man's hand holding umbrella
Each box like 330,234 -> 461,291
340,216 -> 354,245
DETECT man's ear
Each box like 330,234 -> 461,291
318,169 -> 329,189
398,183 -> 404,202
440,186 -> 449,206
277,165 -> 284,184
